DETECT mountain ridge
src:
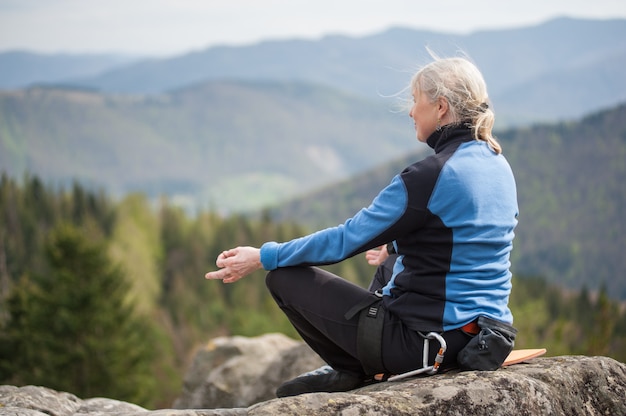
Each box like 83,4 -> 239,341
2,17 -> 625,126
0,80 -> 414,213
0,51 -> 140,90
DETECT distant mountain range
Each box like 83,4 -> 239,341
1,17 -> 625,215
0,81 -> 413,213
2,17 -> 625,126
0,51 -> 139,89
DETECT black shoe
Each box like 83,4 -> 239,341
276,365 -> 366,398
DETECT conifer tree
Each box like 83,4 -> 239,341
1,223 -> 158,406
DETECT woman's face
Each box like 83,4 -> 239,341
409,88 -> 440,143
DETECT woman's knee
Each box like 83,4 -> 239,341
266,267 -> 316,307
265,267 -> 307,295
265,269 -> 280,292
265,268 -> 290,290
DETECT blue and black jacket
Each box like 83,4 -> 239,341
260,123 -> 518,332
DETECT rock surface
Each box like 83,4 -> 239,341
173,333 -> 325,409
1,334 -> 626,415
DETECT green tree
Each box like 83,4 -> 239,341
0,223 -> 158,406
585,284 -> 617,356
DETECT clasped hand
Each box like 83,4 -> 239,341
205,246 -> 262,283
365,244 -> 389,266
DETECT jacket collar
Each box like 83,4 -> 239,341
426,123 -> 474,153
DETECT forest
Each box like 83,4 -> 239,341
1,173 -> 625,409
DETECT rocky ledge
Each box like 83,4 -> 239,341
1,333 -> 625,415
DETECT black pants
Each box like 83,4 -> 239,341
265,256 -> 473,377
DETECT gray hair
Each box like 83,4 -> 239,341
410,55 -> 501,154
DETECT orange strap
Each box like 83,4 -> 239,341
461,320 -> 480,335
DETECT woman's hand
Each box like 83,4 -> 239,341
365,245 -> 389,266
205,246 -> 262,283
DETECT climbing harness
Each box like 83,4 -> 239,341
346,291 -> 449,381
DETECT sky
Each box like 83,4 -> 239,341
1,0 -> 625,57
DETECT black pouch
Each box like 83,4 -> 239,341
457,316 -> 517,371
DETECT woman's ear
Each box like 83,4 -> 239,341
437,96 -> 449,119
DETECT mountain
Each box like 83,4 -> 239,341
0,51 -> 140,90
62,17 -> 626,126
3,18 -> 625,127
267,104 -> 626,299
0,81 -> 414,213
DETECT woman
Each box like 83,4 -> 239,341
205,55 -> 518,397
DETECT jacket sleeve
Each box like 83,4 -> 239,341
260,175 -> 409,270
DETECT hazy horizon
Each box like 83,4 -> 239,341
1,0 -> 625,57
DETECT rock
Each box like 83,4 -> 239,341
76,397 -> 147,414
0,385 -> 148,416
1,334 -> 625,415
247,355 -> 626,415
0,385 -> 82,416
173,333 -> 324,409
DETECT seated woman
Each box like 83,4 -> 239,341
205,53 -> 518,397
